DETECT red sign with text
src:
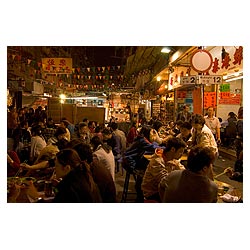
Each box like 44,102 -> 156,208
204,92 -> 216,108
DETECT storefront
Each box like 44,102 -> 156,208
166,46 -> 243,120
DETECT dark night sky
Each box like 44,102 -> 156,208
85,46 -> 127,66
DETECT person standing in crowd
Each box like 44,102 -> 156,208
110,122 -> 127,156
7,105 -> 18,138
126,121 -> 138,146
123,125 -> 161,202
93,125 -> 104,141
26,107 -> 35,127
176,104 -> 192,122
17,107 -> 26,124
204,106 -> 221,144
88,121 -> 96,134
235,106 -> 243,159
141,137 -> 186,202
109,123 -> 127,172
159,146 -> 218,203
102,127 -> 121,160
33,106 -> 47,124
223,111 -> 238,147
53,148 -> 102,203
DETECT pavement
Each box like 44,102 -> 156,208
114,150 -> 243,203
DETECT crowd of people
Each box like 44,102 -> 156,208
7,104 -> 243,203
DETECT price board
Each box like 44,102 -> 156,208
198,75 -> 222,85
180,75 -> 197,85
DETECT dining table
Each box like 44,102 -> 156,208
214,180 -> 243,203
7,176 -> 55,203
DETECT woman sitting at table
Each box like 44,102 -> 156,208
159,146 -> 218,203
53,148 -> 102,203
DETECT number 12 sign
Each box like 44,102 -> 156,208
198,75 -> 222,85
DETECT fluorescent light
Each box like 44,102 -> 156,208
225,76 -> 243,82
161,47 -> 171,53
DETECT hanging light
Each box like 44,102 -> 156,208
59,94 -> 66,100
161,47 -> 171,53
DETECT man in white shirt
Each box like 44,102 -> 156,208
204,106 -> 221,144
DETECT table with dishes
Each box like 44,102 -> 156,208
214,180 -> 242,203
7,176 -> 55,203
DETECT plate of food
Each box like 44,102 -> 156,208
7,177 -> 37,189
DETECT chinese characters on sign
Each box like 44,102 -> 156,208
177,91 -> 187,99
42,58 -> 72,74
219,94 -> 241,104
220,92 -> 230,99
218,83 -> 241,104
220,84 -> 230,92
204,92 -> 216,108
211,46 -> 243,74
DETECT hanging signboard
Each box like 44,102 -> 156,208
180,75 -> 197,85
190,49 -> 213,73
220,84 -> 230,92
42,58 -> 72,74
198,75 -> 222,85
219,94 -> 241,105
